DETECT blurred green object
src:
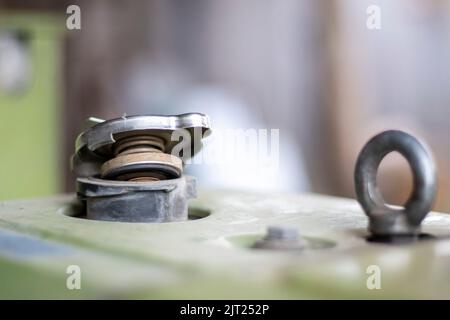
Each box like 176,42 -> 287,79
0,13 -> 63,200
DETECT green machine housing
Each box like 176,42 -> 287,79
1,190 -> 450,299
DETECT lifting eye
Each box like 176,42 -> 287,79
354,130 -> 437,243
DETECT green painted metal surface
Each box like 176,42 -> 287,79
0,13 -> 62,200
0,190 -> 449,299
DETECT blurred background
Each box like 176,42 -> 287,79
1,0 -> 450,212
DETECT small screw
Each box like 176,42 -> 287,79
253,225 -> 306,250
86,116 -> 105,127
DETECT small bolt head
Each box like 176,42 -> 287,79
266,226 -> 299,241
252,225 -> 305,250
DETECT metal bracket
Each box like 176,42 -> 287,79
72,113 -> 211,178
71,113 -> 210,223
